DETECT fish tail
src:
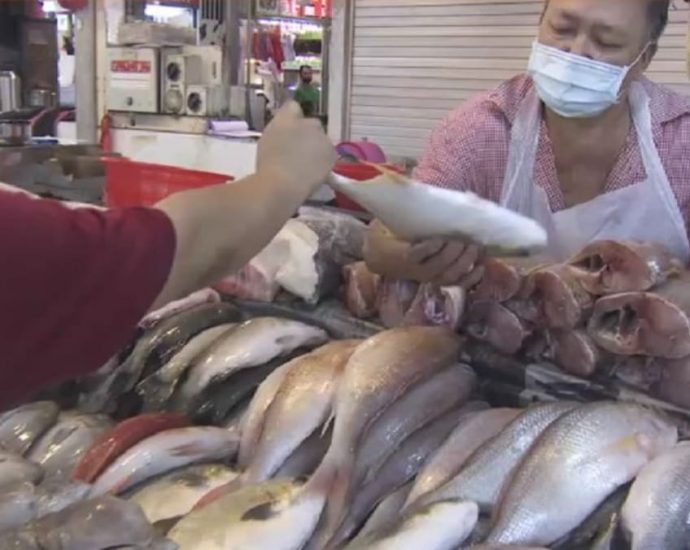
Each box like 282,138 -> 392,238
306,457 -> 353,549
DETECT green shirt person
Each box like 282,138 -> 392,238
294,65 -> 320,116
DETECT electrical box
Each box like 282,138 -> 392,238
106,47 -> 159,113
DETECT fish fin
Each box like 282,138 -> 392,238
241,501 -> 280,522
320,409 -> 335,438
191,476 -> 243,510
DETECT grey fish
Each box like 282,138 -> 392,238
27,413 -> 113,479
621,441 -> 690,550
82,303 -> 243,413
221,396 -> 251,434
0,401 -> 59,456
172,317 -> 328,414
487,402 -> 677,546
351,483 -> 411,544
0,451 -> 43,488
354,365 -> 476,488
404,406 -> 519,509
34,479 -> 93,517
329,408 -> 462,548
274,426 -> 332,480
136,323 -> 237,412
413,401 -> 578,513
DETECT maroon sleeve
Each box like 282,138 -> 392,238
0,191 -> 176,407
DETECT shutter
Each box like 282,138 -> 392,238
347,0 -> 690,159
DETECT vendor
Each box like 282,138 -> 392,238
294,65 -> 321,116
0,102 -> 335,406
364,0 -> 690,287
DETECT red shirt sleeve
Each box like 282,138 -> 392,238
0,191 -> 176,407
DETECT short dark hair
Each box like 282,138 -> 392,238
299,65 -> 312,75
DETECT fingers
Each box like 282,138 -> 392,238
433,244 -> 481,286
457,265 -> 486,290
408,239 -> 445,264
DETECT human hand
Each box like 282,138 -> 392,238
256,101 -> 336,194
406,238 -> 485,288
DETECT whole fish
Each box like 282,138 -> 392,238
412,401 -> 578,513
91,426 -> 238,496
172,317 -> 328,413
168,479 -> 302,549
345,500 -> 478,550
140,288 -> 222,328
27,413 -> 113,479
0,401 -> 59,456
72,412 -> 190,483
355,366 -> 477,488
330,408 -> 462,547
567,240 -> 682,295
343,262 -> 381,320
136,323 -> 237,412
464,301 -> 531,355
0,451 -> 43,488
487,402 -> 677,546
537,329 -> 604,378
127,463 -> 238,524
309,327 -> 463,548
241,341 -> 359,485
521,264 -> 593,329
273,426 -> 332,480
621,441 -> 690,549
352,483 -> 412,544
471,256 -> 542,303
588,273 -> 690,358
82,302 -> 243,412
404,407 -> 520,509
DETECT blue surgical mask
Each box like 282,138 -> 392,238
527,41 -> 647,118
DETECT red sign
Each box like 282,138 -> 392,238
110,60 -> 152,74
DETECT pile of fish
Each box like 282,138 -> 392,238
344,240 -> 690,411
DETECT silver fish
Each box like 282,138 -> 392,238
172,317 -> 328,413
0,482 -> 37,531
27,413 -> 113,479
354,365 -> 477,488
91,427 -> 239,496
137,323 -> 237,412
140,288 -> 221,328
0,401 -> 59,456
0,451 -> 43,488
34,479 -> 92,517
487,402 -> 677,546
346,500 -> 478,550
127,463 -> 238,524
413,401 -> 578,513
241,341 -> 359,485
274,426 -> 332,480
351,483 -> 412,544
404,406 -> 519,509
621,441 -> 690,550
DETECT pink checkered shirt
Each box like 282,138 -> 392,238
414,74 -> 690,230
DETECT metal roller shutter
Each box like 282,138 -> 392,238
347,0 -> 690,159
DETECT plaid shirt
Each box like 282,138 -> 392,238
414,74 -> 690,230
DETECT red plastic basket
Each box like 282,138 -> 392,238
104,158 -> 233,208
333,162 -> 404,212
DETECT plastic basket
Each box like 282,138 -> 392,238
333,162 -> 404,212
104,157 -> 233,208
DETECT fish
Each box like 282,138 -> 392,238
140,288 -> 222,328
536,329 -> 605,378
377,280 -> 419,328
0,401 -> 59,456
486,402 -> 678,546
0,451 -> 43,488
221,396 -> 251,433
471,256 -> 543,303
33,478 -> 93,517
651,356 -> 690,409
464,301 -> 531,355
81,302 -> 243,412
520,264 -> 594,329
27,413 -> 113,479
588,273 -> 690,358
126,463 -> 238,524
240,341 -> 359,485
330,408 -> 463,547
343,262 -> 381,319
345,500 -> 478,550
621,441 -> 690,549
91,426 -> 239,496
354,365 -> 477,489
412,401 -> 578,513
308,327 -> 463,548
72,412 -> 190,483
611,356 -> 662,392
136,323 -> 237,412
417,285 -> 466,331
566,240 -> 682,295
0,482 -> 38,531
171,317 -> 328,414
273,426 -> 332,480
404,407 -> 520,509
168,479 -> 302,549
352,483 -> 412,544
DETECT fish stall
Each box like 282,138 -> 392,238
2,203 -> 690,549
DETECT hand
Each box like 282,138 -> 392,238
406,238 -> 485,288
256,101 -> 336,195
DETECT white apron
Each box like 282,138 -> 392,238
499,81 -> 690,262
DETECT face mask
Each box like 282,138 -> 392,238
527,41 -> 647,118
